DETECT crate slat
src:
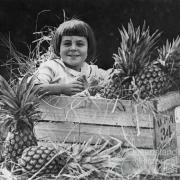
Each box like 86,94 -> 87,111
35,121 -> 154,148
154,92 -> 180,173
39,96 -> 154,128
156,91 -> 180,112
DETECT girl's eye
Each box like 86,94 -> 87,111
63,42 -> 71,46
76,42 -> 85,46
62,40 -> 86,47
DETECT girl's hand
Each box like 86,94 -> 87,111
62,80 -> 85,95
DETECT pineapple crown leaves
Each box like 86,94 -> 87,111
0,110 -> 13,134
113,20 -> 161,77
0,73 -> 44,130
0,76 -> 18,109
157,36 -> 180,73
65,137 -> 123,179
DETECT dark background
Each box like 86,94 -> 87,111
0,0 -> 180,79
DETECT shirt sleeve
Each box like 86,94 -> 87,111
33,60 -> 59,84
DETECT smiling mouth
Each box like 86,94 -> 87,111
68,55 -> 79,57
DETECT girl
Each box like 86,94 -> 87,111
34,18 -> 111,96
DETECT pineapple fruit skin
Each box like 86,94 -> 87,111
19,145 -> 68,176
3,128 -> 37,162
135,37 -> 180,99
100,71 -> 133,100
135,64 -> 170,99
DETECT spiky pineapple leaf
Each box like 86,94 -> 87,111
16,73 -> 31,103
0,88 -> 18,106
20,102 -> 34,112
27,110 -> 41,119
0,111 -> 13,133
0,76 -> 15,96
24,87 -> 45,105
21,116 -> 33,129
158,36 -> 180,62
21,75 -> 46,107
0,95 -> 19,110
0,75 -> 17,104
98,141 -> 122,156
1,118 -> 13,131
0,73 -> 44,131
115,20 -> 161,77
20,80 -> 37,108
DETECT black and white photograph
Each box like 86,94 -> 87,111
0,0 -> 180,179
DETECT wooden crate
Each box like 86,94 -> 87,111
34,92 -> 180,175
36,95 -> 155,149
154,91 -> 180,173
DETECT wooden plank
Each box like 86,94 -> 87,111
39,96 -> 154,128
34,174 -> 180,180
121,148 -> 157,176
154,109 -> 177,160
156,91 -> 180,112
134,174 -> 180,180
35,122 -> 154,148
159,156 -> 179,174
154,104 -> 180,173
175,107 -> 180,170
175,126 -> 180,136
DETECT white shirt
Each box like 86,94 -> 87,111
33,59 -> 111,85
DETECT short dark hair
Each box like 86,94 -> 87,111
51,19 -> 96,62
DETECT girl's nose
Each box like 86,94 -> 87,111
71,43 -> 77,50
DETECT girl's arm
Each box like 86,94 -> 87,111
37,80 -> 85,96
37,83 -> 65,95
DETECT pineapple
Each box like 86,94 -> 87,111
135,37 -> 180,99
60,137 -> 123,179
18,138 -> 123,179
19,145 -> 68,176
100,20 -> 161,100
0,74 -> 43,164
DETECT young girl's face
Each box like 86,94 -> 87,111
60,36 -> 88,71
